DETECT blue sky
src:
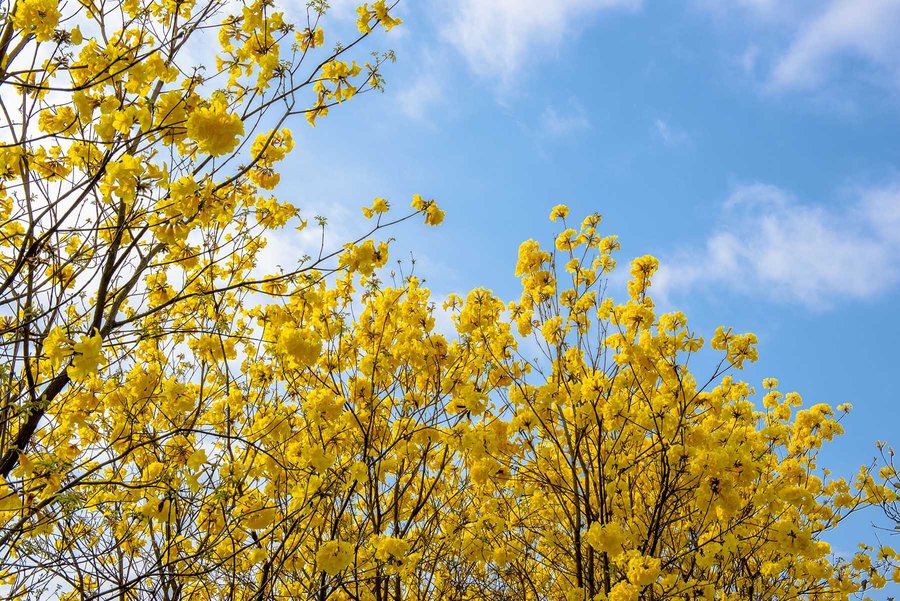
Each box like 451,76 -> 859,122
275,0 -> 900,568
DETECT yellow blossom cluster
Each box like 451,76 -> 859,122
186,96 -> 245,156
0,0 -> 895,598
10,0 -> 61,41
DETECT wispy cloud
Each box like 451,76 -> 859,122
397,69 -> 445,122
540,102 -> 591,137
768,0 -> 900,92
441,0 -> 641,88
736,45 -> 761,76
654,181 -> 900,309
694,0 -> 900,103
693,0 -> 781,19
253,203 -> 358,280
653,118 -> 692,147
396,48 -> 449,123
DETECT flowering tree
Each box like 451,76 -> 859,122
0,0 -> 444,597
0,0 -> 896,599
440,206 -> 895,601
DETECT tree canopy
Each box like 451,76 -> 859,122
0,0 -> 898,599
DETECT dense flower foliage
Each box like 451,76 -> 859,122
0,0 -> 898,599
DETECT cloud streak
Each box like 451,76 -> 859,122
654,118 -> 691,147
540,102 -> 591,137
768,0 -> 900,92
696,0 -> 900,101
441,0 -> 641,87
397,68 -> 445,122
654,182 -> 900,309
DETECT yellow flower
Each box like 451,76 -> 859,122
250,128 -> 293,165
549,204 -> 569,221
362,197 -> 389,219
248,548 -> 267,564
38,107 -> 77,135
0,476 -> 22,514
339,240 -> 389,275
187,449 -> 207,471
244,506 -> 277,530
249,166 -> 280,189
11,0 -> 61,42
278,326 -> 322,368
374,536 -> 410,562
627,255 -> 659,299
555,228 -> 578,251
66,330 -> 104,381
373,1 -> 402,30
608,582 -> 640,601
356,4 -> 373,33
541,316 -> 564,346
412,195 -> 444,225
625,550 -> 661,586
425,201 -> 444,225
186,98 -> 244,156
296,26 -> 324,49
43,326 -> 72,372
317,540 -> 353,575
727,332 -> 758,368
349,461 -> 368,482
584,521 -> 627,558
564,587 -> 584,601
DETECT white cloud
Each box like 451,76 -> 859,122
737,45 -> 761,76
654,182 -> 900,309
251,201 -> 361,281
739,0 -> 778,10
695,0 -> 900,99
441,0 -> 641,87
396,47 -> 448,122
653,118 -> 692,147
540,103 -> 591,137
768,0 -> 900,92
397,71 -> 444,121
701,0 -> 777,9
